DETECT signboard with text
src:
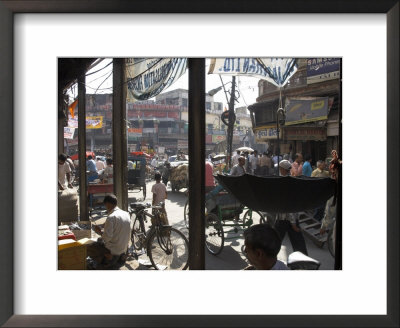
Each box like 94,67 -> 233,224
255,126 -> 280,141
128,128 -> 142,137
285,97 -> 329,125
86,116 -> 103,129
284,127 -> 326,141
212,135 -> 226,143
307,58 -> 340,84
64,127 -> 75,139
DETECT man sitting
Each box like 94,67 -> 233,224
243,224 -> 289,270
88,194 -> 131,269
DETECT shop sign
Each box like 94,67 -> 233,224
157,146 -> 165,154
307,58 -> 340,84
129,145 -> 137,152
212,135 -> 226,143
142,128 -> 156,133
284,127 -> 326,141
255,126 -> 279,141
64,127 -> 75,139
86,116 -> 103,129
285,97 -> 329,125
128,128 -> 142,137
206,135 -> 213,144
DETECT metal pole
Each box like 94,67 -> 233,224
77,73 -> 88,221
188,58 -> 205,270
112,58 -> 128,211
276,117 -> 280,175
334,59 -> 342,270
227,76 -> 236,169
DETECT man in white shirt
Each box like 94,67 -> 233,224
151,156 -> 158,169
243,224 -> 289,270
230,156 -> 246,176
96,157 -> 105,171
249,150 -> 259,175
232,150 -> 240,166
90,194 -> 131,269
58,153 -> 72,190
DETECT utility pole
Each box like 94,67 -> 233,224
226,76 -> 236,169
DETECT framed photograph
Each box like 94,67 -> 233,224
0,1 -> 398,327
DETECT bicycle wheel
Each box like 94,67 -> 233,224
131,217 -> 147,251
183,199 -> 189,229
327,221 -> 336,258
241,209 -> 265,227
147,227 -> 189,270
205,213 -> 224,255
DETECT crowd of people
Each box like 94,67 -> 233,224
58,148 -> 340,270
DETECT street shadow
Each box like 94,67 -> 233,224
166,190 -> 187,207
205,245 -> 249,270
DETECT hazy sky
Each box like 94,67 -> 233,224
67,58 -> 260,109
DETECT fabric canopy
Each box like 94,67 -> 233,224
215,174 -> 336,213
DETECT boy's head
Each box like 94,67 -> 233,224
155,173 -> 161,181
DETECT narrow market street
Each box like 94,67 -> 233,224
89,179 -> 334,270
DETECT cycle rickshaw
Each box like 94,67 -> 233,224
183,184 -> 266,255
204,174 -> 336,257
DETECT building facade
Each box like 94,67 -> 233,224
248,58 -> 340,162
66,89 -> 253,157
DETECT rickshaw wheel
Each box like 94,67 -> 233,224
205,213 -> 224,255
242,209 -> 265,227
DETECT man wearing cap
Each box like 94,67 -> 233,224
272,159 -> 308,255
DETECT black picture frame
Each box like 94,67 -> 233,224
1,1 -> 398,327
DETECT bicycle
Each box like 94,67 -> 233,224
129,201 -> 189,270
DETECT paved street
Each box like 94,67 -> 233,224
100,180 -> 334,270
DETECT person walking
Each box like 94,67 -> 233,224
86,155 -> 98,183
273,160 -> 308,255
151,173 -> 169,225
249,150 -> 259,175
230,156 -> 246,176
232,150 -> 240,166
259,152 -> 272,176
302,154 -> 313,177
290,153 -> 303,177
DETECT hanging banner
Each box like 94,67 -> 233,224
285,97 -> 329,125
208,58 -> 297,87
126,58 -> 187,101
86,116 -> 103,129
64,127 -> 75,139
68,117 -> 78,128
307,58 -> 340,84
